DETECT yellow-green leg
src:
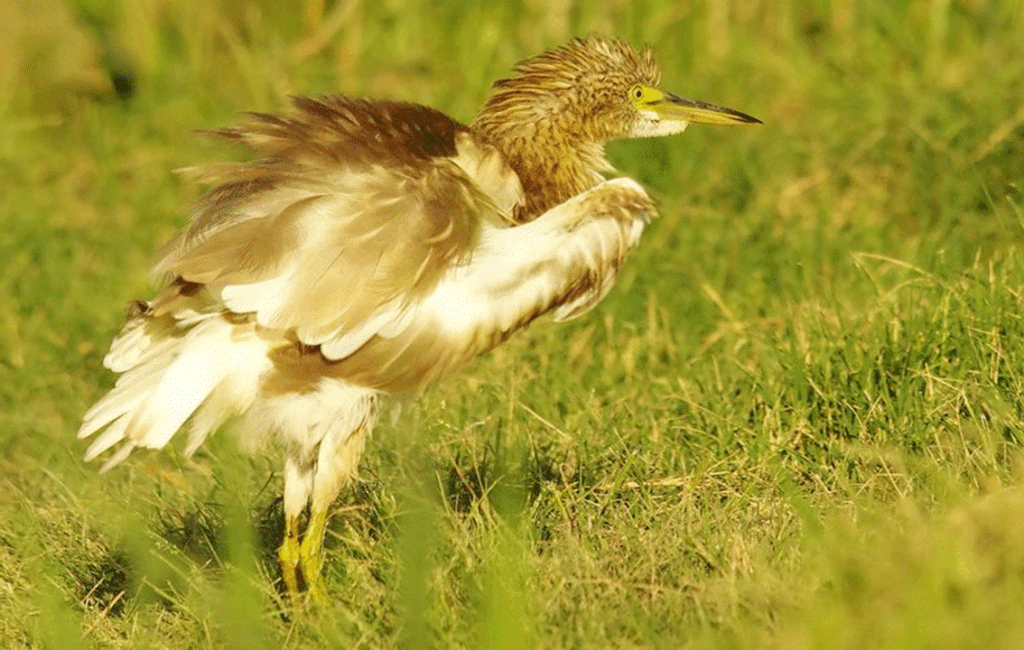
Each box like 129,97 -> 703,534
278,514 -> 303,599
298,421 -> 371,603
277,403 -> 375,604
298,507 -> 330,604
280,457 -> 313,603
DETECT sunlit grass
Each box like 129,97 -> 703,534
2,0 -> 1024,647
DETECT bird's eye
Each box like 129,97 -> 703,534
631,86 -> 644,100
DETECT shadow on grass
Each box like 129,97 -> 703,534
71,478 -> 400,617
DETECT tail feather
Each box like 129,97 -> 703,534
123,339 -> 234,451
79,364 -> 165,439
99,440 -> 137,474
185,362 -> 266,456
79,313 -> 271,469
103,316 -> 182,373
83,414 -> 132,461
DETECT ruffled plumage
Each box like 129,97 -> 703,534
79,35 -> 758,600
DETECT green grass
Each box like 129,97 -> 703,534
3,0 -> 1024,647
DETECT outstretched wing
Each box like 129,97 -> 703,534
155,96 -> 523,358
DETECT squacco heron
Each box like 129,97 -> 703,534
79,35 -> 759,602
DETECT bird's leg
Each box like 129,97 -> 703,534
278,513 -> 303,598
298,506 -> 329,604
298,423 -> 371,603
279,457 -> 314,602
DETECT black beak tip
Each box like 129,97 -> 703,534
735,110 -> 763,125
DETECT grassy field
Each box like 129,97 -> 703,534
3,0 -> 1024,647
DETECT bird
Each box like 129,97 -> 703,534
78,35 -> 760,602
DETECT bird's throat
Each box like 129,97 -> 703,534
475,129 -> 611,223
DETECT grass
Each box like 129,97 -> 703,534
2,0 -> 1024,647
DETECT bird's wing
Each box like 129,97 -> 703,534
155,96 -> 523,359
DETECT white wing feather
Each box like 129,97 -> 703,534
78,316 -> 273,469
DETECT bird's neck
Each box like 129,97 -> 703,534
470,120 -> 613,223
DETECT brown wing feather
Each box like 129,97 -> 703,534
159,96 -> 470,274
154,96 -> 508,348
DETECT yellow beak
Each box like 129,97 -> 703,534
652,91 -> 761,126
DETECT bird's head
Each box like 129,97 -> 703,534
471,35 -> 760,220
473,35 -> 760,146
